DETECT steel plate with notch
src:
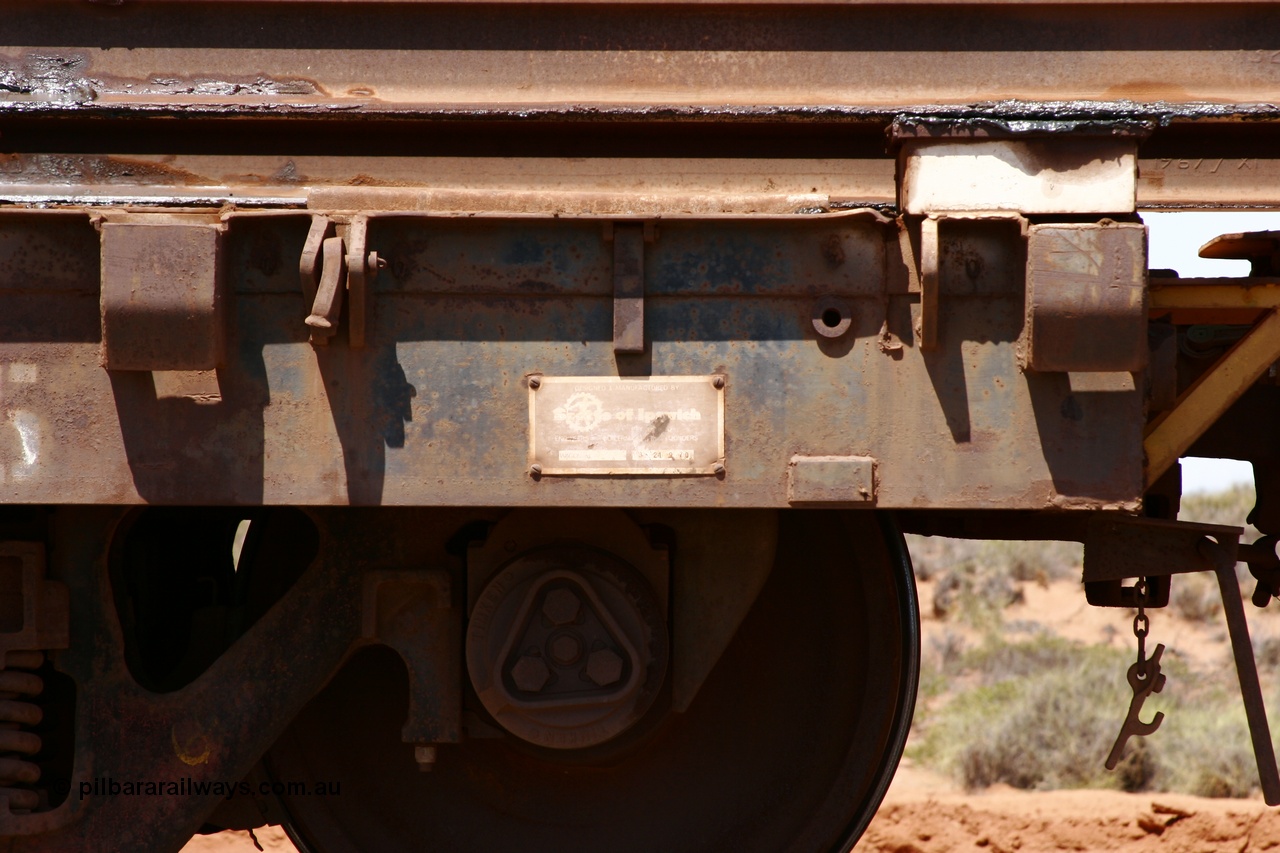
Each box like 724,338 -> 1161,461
528,376 -> 724,475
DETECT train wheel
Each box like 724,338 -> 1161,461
267,510 -> 918,853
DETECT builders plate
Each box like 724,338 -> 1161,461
529,375 -> 725,475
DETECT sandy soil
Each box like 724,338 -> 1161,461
858,763 -> 1280,853
184,771 -> 1280,853
181,826 -> 297,852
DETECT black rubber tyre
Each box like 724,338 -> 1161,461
269,510 -> 918,853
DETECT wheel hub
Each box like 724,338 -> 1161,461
466,548 -> 668,749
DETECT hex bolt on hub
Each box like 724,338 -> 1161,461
542,586 -> 581,625
548,633 -> 584,666
466,547 -> 668,749
510,655 -> 551,693
586,649 -> 624,686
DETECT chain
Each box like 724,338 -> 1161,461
1133,577 -> 1150,676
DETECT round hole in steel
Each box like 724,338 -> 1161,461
812,297 -> 853,339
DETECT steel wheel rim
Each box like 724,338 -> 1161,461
268,510 -> 919,853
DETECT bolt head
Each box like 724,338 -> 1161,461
542,587 -> 581,625
586,648 -> 624,687
511,655 -> 551,692
528,375 -> 541,389
548,633 -> 583,666
713,375 -> 725,389
529,463 -> 543,477
713,463 -> 726,476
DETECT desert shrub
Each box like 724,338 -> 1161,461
1170,572 -> 1223,623
911,640 -> 1137,791
961,635 -> 1106,684
907,534 -> 1082,586
927,628 -> 966,674
1255,627 -> 1280,669
1155,688 -> 1258,798
910,637 -> 1267,798
931,560 -> 1023,630
978,539 -> 1083,584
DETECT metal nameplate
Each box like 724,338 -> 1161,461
529,375 -> 725,475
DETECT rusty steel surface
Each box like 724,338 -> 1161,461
9,2 -> 1280,851
0,209 -> 1143,509
99,220 -> 226,371
787,455 -> 876,504
2,3 -> 1280,115
0,507 -> 485,852
900,139 -> 1137,215
1145,307 -> 1280,486
0,508 -> 364,851
3,152 -> 1280,212
1022,222 -> 1148,374
1,5 -> 1280,218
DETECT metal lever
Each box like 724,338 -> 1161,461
1105,643 -> 1166,770
1201,536 -> 1280,805
305,236 -> 347,345
299,215 -> 334,308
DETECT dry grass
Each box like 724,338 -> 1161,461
907,536 -> 1083,585
909,637 -> 1265,798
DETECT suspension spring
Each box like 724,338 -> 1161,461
0,650 -> 45,812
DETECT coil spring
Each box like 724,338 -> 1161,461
0,650 -> 45,812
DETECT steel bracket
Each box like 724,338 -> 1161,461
605,222 -> 654,354
304,234 -> 346,344
345,215 -> 374,349
1021,222 -> 1148,373
361,570 -> 461,750
99,219 -> 227,371
0,542 -> 67,659
299,214 -> 384,348
915,212 -> 1026,352
919,216 -> 939,351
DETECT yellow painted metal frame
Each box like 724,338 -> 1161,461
1151,280 -> 1280,312
1145,279 -> 1280,487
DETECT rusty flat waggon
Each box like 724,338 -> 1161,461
2,1 -> 1280,850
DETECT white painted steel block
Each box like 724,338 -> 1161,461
900,139 -> 1137,215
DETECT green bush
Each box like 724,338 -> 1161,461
930,560 -> 1023,630
912,639 -> 1138,791
910,637 -> 1266,798
1156,691 -> 1258,798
